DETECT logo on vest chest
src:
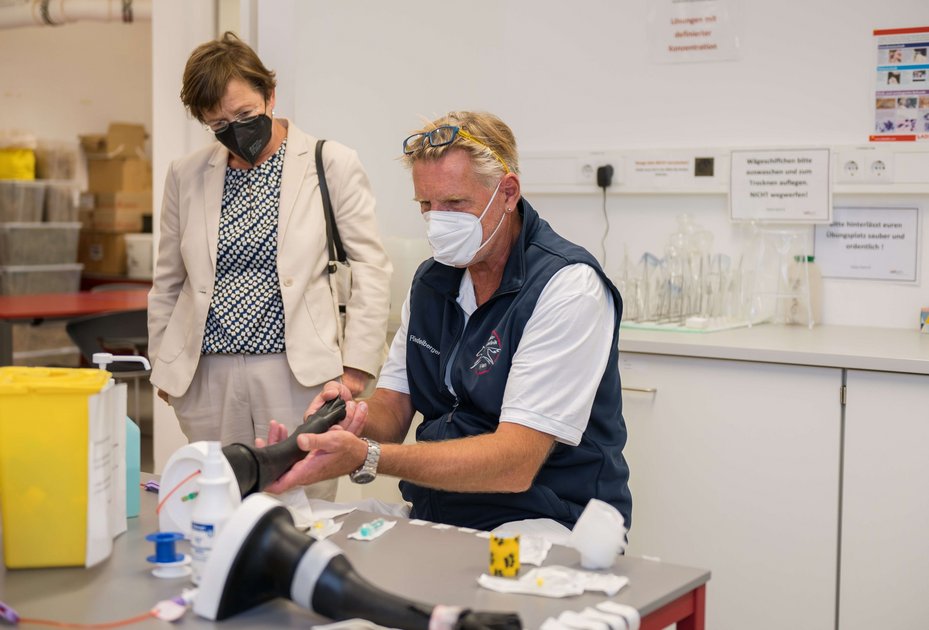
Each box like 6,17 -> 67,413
470,330 -> 502,375
410,334 -> 440,356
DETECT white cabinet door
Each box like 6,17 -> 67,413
620,352 -> 841,630
841,370 -> 929,630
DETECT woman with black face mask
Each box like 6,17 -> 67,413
148,32 -> 392,502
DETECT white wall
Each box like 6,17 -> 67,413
150,0 -> 218,472
0,19 -> 152,150
258,0 -> 929,329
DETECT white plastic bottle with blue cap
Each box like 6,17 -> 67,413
190,441 -> 236,585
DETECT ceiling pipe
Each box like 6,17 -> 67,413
0,0 -> 151,29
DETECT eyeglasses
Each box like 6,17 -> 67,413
402,125 -> 510,173
203,107 -> 266,134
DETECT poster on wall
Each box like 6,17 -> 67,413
814,206 -> 919,281
647,0 -> 741,63
730,149 -> 831,223
871,26 -> 929,142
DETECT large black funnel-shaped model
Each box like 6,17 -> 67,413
194,494 -> 522,630
222,397 -> 346,497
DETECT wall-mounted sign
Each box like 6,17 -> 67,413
647,0 -> 741,64
814,206 -> 919,282
729,148 -> 831,223
871,26 -> 929,142
627,153 -> 697,188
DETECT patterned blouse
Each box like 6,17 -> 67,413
201,139 -> 287,354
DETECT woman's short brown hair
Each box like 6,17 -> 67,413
180,31 -> 277,121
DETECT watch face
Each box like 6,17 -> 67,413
351,438 -> 379,484
351,470 -> 376,484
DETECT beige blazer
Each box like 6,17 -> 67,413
148,121 -> 392,397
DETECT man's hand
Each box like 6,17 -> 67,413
341,367 -> 371,397
304,380 -> 368,436
254,380 -> 371,492
262,427 -> 369,494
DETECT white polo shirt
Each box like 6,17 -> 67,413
377,264 -> 616,446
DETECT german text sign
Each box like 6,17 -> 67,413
730,149 -> 831,223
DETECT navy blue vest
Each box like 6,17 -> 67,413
400,199 -> 632,531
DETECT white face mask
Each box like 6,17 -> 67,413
423,180 -> 506,267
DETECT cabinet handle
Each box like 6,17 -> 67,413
622,386 -> 658,393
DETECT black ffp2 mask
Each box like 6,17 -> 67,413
215,115 -> 272,165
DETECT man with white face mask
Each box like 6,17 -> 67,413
264,112 -> 632,535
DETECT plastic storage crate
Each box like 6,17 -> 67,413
0,222 -> 81,265
0,263 -> 82,295
0,180 -> 45,222
44,183 -> 79,222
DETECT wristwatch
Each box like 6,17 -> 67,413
349,438 -> 380,484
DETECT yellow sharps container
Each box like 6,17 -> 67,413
0,366 -> 111,568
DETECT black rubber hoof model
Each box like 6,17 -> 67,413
222,397 -> 346,496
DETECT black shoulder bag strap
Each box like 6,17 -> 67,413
315,139 -> 346,274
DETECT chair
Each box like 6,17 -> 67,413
66,309 -> 150,423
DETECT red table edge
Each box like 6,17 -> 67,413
0,290 -> 149,320
641,584 -> 706,630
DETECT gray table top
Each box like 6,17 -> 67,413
1,484 -> 710,628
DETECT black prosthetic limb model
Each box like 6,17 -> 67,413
194,494 -> 522,630
221,397 -> 347,497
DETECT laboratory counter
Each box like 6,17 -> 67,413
619,323 -> 929,376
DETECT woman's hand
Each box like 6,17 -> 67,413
341,367 -> 371,397
254,419 -> 288,448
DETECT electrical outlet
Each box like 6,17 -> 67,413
575,153 -> 622,186
841,158 -> 862,181
836,150 -> 893,184
576,160 -> 597,184
868,157 -> 893,183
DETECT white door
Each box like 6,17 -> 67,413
841,369 -> 929,630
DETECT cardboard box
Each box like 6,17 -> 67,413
78,207 -> 94,231
79,123 -> 147,159
78,230 -> 126,275
78,192 -> 95,210
87,158 -> 152,194
93,191 -> 152,232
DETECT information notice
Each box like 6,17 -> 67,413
730,148 -> 831,223
647,0 -> 741,63
814,206 -> 919,281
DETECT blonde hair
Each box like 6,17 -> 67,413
401,111 -> 519,187
180,31 -> 277,122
